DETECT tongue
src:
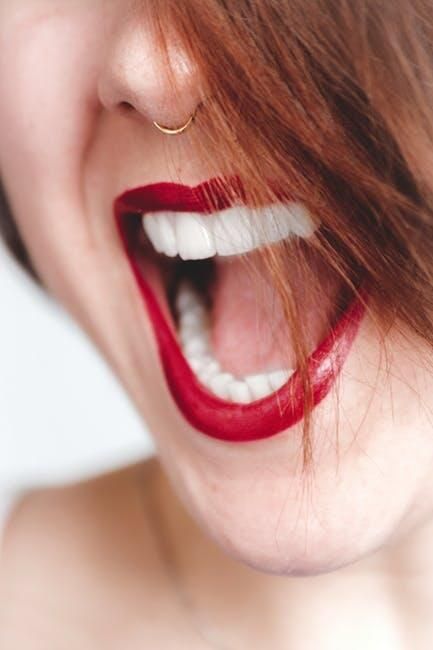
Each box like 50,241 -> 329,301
210,252 -> 337,377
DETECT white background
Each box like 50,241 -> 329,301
0,242 -> 154,494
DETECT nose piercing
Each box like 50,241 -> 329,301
153,103 -> 201,135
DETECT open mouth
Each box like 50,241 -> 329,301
115,176 -> 366,443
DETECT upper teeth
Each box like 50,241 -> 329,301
142,203 -> 317,260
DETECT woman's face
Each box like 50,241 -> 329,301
2,0 -> 433,576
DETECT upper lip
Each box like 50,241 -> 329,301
114,175 -> 296,218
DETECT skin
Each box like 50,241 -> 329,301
1,1 -> 433,647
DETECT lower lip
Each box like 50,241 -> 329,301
116,211 -> 366,443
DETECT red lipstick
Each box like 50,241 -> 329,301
115,177 -> 366,443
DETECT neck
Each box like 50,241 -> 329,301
147,458 -> 433,649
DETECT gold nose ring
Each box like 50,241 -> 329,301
153,104 -> 200,135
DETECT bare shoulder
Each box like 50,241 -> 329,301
0,456 -> 160,566
0,456 -> 190,648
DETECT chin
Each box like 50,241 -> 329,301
158,424 -> 409,577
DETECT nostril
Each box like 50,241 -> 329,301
118,101 -> 135,113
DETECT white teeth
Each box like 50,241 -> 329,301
176,283 -> 199,312
176,282 -> 293,404
188,357 -> 206,374
213,207 -> 258,256
159,213 -> 178,256
268,369 -> 291,392
142,214 -> 165,253
283,203 -> 317,238
245,374 -> 273,401
227,380 -> 252,404
142,202 -> 318,261
175,213 -> 216,260
198,359 -> 221,384
183,336 -> 208,357
144,213 -> 178,256
179,306 -> 207,337
209,373 -> 234,400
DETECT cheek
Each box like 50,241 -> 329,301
0,8 -> 167,423
0,6 -> 103,291
0,5 -> 166,426
0,7 -> 102,176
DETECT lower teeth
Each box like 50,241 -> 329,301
176,282 -> 292,404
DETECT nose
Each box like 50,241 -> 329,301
98,16 -> 203,130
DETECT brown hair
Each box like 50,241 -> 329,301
2,1 -> 433,467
